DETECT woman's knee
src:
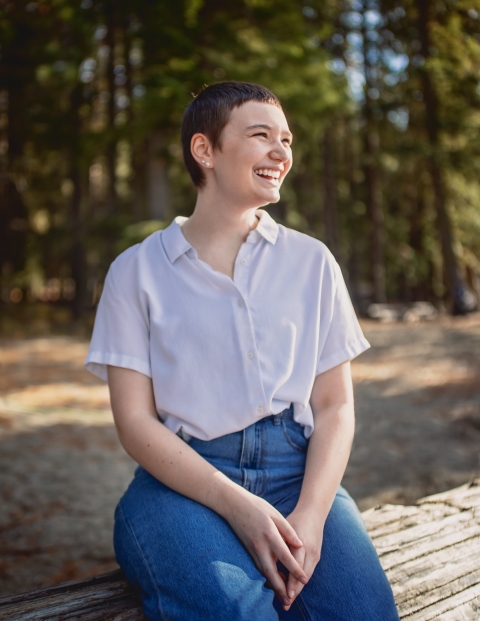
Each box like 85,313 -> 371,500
113,473 -> 278,621
302,488 -> 399,620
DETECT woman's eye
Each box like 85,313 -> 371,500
254,132 -> 268,138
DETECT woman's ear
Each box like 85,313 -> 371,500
191,133 -> 214,169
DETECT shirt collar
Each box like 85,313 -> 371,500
251,209 -> 279,245
162,210 -> 279,264
161,216 -> 192,264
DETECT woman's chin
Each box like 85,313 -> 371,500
253,189 -> 281,205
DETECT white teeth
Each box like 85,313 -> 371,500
255,169 -> 281,179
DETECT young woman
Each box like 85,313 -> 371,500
85,82 -> 399,621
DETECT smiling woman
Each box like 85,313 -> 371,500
85,81 -> 400,621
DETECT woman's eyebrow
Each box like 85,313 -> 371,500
245,123 -> 272,131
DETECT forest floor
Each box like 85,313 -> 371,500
1,314 -> 480,596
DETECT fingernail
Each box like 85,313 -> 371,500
294,537 -> 303,545
289,589 -> 295,598
283,597 -> 290,606
301,576 -> 308,585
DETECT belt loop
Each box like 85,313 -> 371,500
177,426 -> 192,443
272,413 -> 281,426
239,428 -> 247,467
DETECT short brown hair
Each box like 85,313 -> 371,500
181,81 -> 282,188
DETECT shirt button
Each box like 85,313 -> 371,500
241,259 -> 247,265
247,351 -> 254,359
237,299 -> 244,307
257,406 -> 264,414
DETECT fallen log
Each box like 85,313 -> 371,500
1,480 -> 479,620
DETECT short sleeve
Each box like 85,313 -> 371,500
84,253 -> 151,381
316,259 -> 370,376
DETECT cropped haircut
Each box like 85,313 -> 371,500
181,81 -> 282,188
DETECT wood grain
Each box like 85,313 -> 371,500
1,480 -> 479,620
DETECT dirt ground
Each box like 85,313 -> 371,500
1,314 -> 480,597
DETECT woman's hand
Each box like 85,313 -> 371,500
282,508 -> 325,611
220,488 -> 308,608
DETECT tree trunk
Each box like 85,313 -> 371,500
323,127 -> 340,259
364,119 -> 386,303
105,1 -> 118,216
409,186 -> 428,301
70,161 -> 86,320
0,92 -> 28,274
146,131 -> 170,220
361,0 -> 386,303
416,0 -> 469,313
344,128 -> 362,311
69,85 -> 86,320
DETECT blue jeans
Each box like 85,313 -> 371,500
114,406 -> 399,621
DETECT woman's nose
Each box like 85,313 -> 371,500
271,142 -> 290,163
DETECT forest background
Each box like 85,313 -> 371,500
1,0 -> 480,330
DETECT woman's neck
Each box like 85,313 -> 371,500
179,195 -> 262,279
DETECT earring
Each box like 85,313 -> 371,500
206,162 -> 210,167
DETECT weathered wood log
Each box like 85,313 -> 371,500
365,479 -> 480,620
367,301 -> 438,322
1,480 -> 479,620
0,570 -> 144,620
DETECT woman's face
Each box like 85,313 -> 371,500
207,101 -> 293,208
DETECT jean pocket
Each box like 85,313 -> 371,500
281,419 -> 309,453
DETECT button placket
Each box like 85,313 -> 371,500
234,243 -> 253,291
234,239 -> 267,418
244,313 -> 267,417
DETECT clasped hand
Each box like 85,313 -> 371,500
224,490 -> 323,611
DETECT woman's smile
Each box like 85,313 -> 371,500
254,168 -> 282,184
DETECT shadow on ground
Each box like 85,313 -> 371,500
1,314 -> 479,595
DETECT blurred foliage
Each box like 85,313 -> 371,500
115,220 -> 166,255
0,0 -> 479,327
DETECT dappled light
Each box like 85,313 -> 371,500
1,1 -> 480,614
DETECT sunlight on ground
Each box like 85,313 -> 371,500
0,315 -> 479,595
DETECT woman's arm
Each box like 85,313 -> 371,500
284,361 -> 355,608
107,365 -> 307,606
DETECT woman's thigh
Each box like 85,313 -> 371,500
276,487 -> 399,621
114,467 -> 278,621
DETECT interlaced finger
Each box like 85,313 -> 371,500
270,533 -> 308,586
286,545 -> 305,601
257,551 -> 290,605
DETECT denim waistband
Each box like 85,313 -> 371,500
177,403 -> 294,443
265,402 -> 294,422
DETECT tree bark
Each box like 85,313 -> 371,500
69,85 -> 86,320
344,126 -> 362,311
146,131 -> 170,220
361,0 -> 386,303
0,16 -> 33,280
416,0 -> 468,313
105,1 -> 118,216
363,125 -> 385,303
323,127 -> 340,259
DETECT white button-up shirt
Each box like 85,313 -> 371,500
85,210 -> 369,440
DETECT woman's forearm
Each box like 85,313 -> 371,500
121,412 -> 248,514
295,403 -> 354,523
108,366 -> 245,520
294,361 -> 355,524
